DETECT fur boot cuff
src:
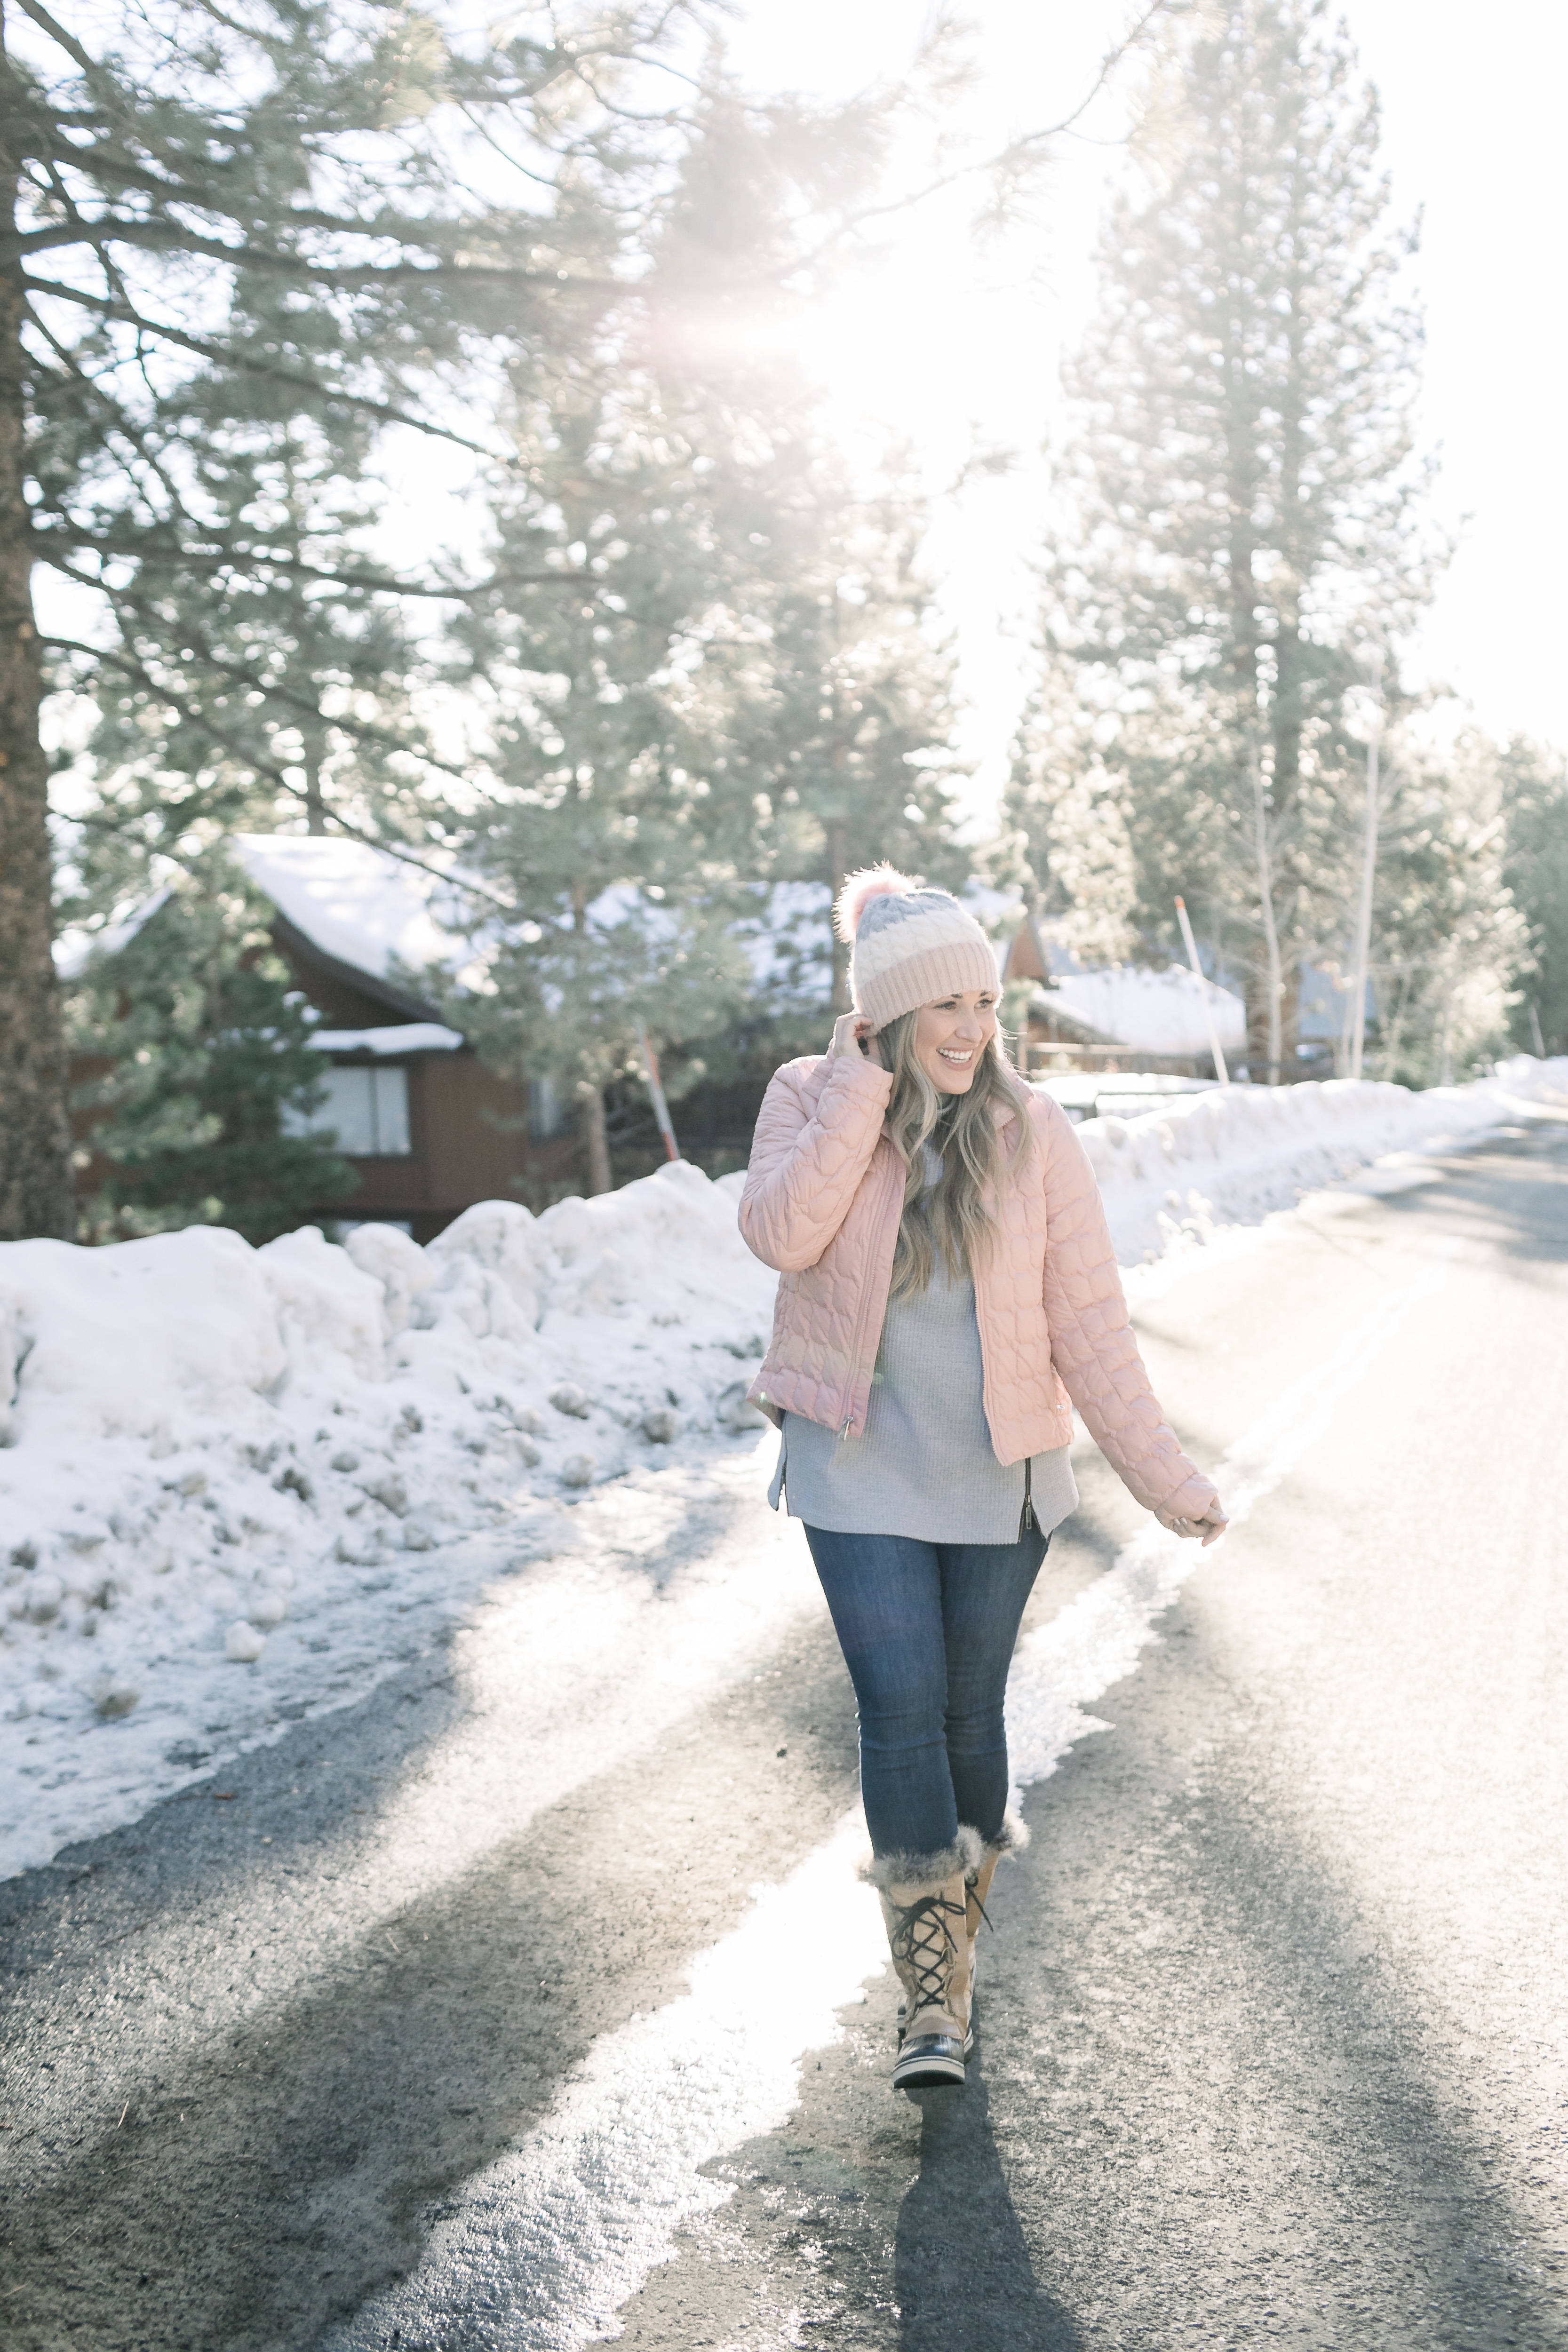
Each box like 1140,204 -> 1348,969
976,1808 -> 1030,1860
860,1824 -> 983,1896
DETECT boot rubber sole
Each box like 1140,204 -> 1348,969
892,2032 -> 967,2090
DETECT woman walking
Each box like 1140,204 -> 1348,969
740,868 -> 1227,2092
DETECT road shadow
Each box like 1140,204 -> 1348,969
897,2054 -> 1081,2352
988,1573 -> 1568,2350
1366,1126 -> 1568,1270
0,1599 -> 859,2352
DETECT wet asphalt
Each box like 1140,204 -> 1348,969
1,1115 -> 1565,2352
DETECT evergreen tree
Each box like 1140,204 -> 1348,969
2,0 -> 708,1236
737,452 -> 969,1010
445,346 -> 763,1194
1359,728 -> 1524,1085
1010,0 -> 1437,1078
1498,738 -> 1568,1057
70,864 -> 357,1244
444,99 -> 967,1190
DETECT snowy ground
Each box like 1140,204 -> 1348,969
3,1057 -> 1565,1881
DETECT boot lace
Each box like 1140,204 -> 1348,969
889,1891 -> 965,2014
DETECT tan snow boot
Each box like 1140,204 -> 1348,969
871,1836 -> 980,2090
964,1811 -> 1030,2012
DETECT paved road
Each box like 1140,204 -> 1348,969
3,1116 -> 1566,2351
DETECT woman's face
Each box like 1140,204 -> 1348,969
911,988 -> 999,1095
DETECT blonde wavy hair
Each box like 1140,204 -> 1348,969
882,1011 -> 1034,1297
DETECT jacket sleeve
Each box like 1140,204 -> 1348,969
1036,1097 -> 1220,1526
740,1050 -> 895,1274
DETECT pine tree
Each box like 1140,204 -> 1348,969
70,862 -> 357,1244
3,0 -> 708,1236
1498,739 -> 1568,1057
443,99 -> 966,1190
738,453 -> 969,1011
444,350 -> 763,1195
1358,729 -> 1524,1085
1010,0 -> 1437,1078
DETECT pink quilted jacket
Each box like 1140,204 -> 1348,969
740,1049 -> 1219,1527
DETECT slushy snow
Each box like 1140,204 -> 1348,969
3,1059 -> 1564,1879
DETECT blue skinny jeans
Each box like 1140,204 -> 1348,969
802,1525 -> 1049,1864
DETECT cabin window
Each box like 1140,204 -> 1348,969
290,1064 -> 412,1156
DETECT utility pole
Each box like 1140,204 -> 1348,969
1348,644 -> 1384,1083
636,1024 -> 680,1164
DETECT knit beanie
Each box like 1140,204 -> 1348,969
833,866 -> 1000,1031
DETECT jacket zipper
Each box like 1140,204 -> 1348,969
1017,1455 -> 1037,1543
837,1147 -> 900,1442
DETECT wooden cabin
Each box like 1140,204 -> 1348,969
232,835 -> 589,1239
1000,909 -> 1246,1081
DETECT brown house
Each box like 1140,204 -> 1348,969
1000,909 -> 1246,1081
63,836 -> 584,1242
228,834 -> 589,1240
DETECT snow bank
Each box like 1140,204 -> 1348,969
4,1059 -> 1565,1879
1073,1056 -> 1568,1264
0,1161 -> 776,1874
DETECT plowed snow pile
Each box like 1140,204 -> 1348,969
0,1165 -> 777,1872
3,1058 -> 1565,1876
1080,1056 -> 1568,1263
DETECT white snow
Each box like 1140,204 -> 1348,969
229,833 -> 477,992
307,1022 -> 465,1055
1069,1054 -> 1568,1265
1044,960 -> 1249,1059
0,1162 -> 776,1876
3,1059 -> 1565,1882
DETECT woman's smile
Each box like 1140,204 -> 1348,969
914,990 -> 997,1092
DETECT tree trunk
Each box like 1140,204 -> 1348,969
579,1081 -> 612,1196
1381,965 -> 1412,1081
1437,946 -> 1457,1087
1251,756 -> 1284,1086
0,74 -> 73,1241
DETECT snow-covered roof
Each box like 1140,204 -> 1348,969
54,839 -> 480,1006
307,1023 -> 465,1056
53,889 -> 173,980
231,835 -> 472,989
1042,964 -> 1247,1059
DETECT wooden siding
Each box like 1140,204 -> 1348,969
310,1049 -> 577,1243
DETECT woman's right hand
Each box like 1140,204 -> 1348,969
1161,1499 -> 1229,1546
831,1011 -> 883,1066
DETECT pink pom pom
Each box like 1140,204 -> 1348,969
833,864 -> 922,944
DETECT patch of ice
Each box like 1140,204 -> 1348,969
321,1813 -> 888,2352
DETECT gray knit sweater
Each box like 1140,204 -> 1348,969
766,1248 -> 1078,1546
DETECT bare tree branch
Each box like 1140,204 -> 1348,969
22,276 -> 515,460
45,631 -> 519,914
